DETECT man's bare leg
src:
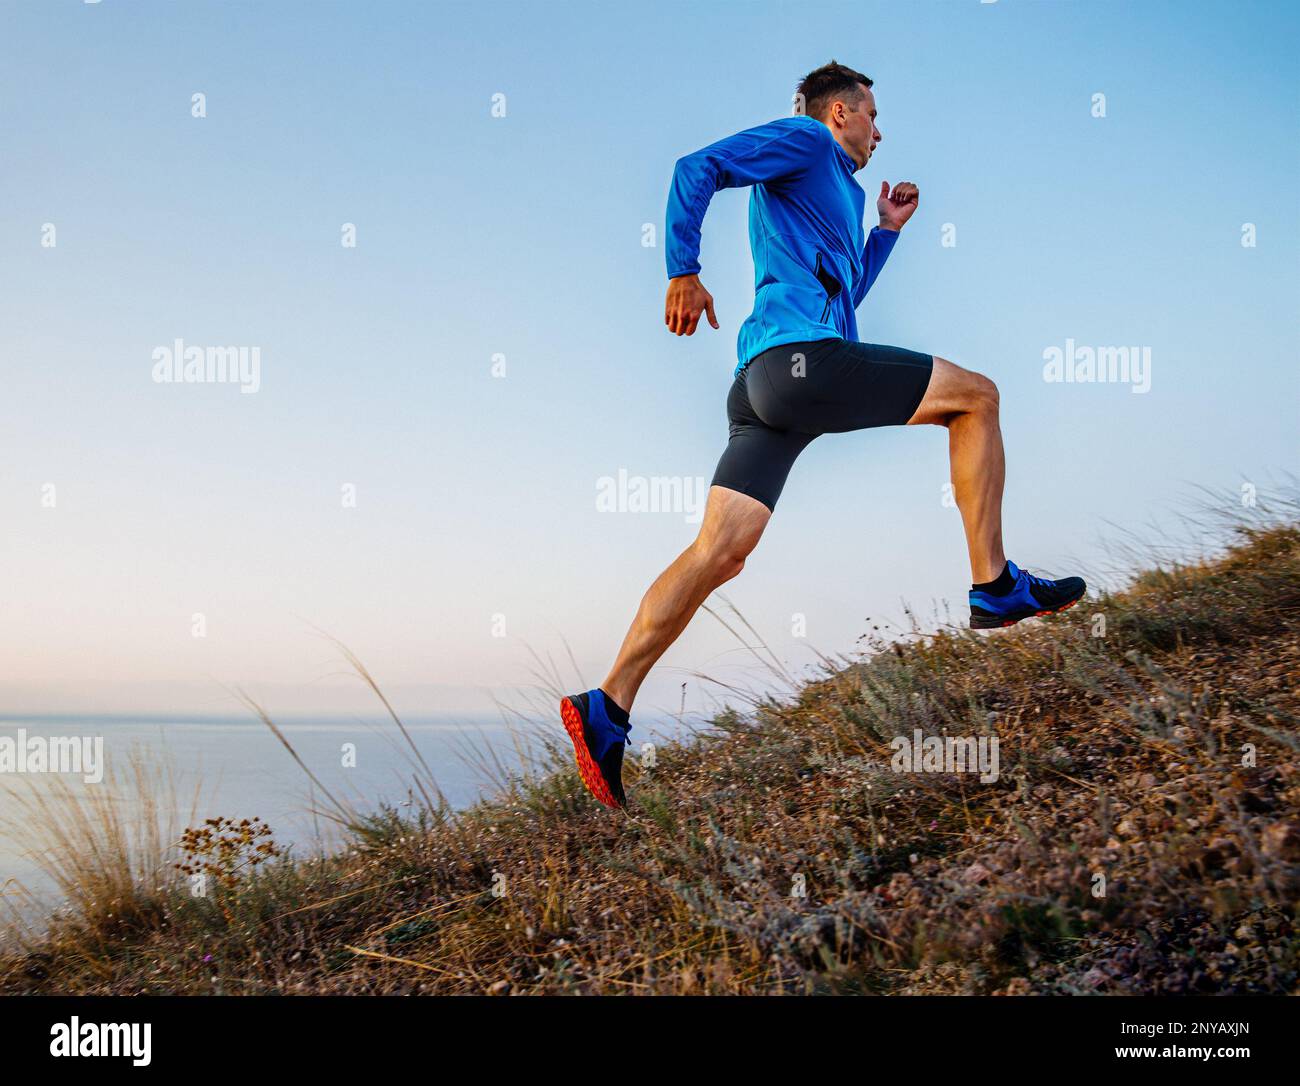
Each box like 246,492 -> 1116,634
906,356 -> 1006,583
566,353 -> 1083,808
603,355 -> 1005,713
601,485 -> 770,712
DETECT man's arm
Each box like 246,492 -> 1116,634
854,180 -> 919,307
665,118 -> 822,335
853,226 -> 900,307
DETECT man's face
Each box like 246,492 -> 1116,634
832,87 -> 881,169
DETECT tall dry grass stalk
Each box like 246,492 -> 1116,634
0,745 -> 198,945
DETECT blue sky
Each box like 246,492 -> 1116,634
0,0 -> 1296,720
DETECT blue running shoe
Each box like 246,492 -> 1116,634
969,561 -> 1086,629
559,689 -> 631,808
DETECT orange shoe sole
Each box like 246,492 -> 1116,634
560,696 -> 623,808
974,593 -> 1084,629
1038,596 -> 1081,618
998,595 -> 1083,628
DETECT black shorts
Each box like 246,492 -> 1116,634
710,338 -> 934,512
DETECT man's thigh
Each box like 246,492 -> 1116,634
755,339 -> 933,434
711,419 -> 817,514
905,356 -> 996,426
697,484 -> 772,556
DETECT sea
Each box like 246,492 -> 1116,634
0,711 -> 547,918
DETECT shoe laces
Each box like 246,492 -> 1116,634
1022,569 -> 1053,588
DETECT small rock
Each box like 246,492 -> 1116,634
1262,822 -> 1300,862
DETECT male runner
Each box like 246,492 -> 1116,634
561,62 -> 1085,809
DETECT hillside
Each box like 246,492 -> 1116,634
3,522 -> 1298,995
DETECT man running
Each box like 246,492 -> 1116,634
561,62 -> 1085,809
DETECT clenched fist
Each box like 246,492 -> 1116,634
877,181 -> 919,232
665,274 -> 719,336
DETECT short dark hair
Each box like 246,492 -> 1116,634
795,61 -> 873,121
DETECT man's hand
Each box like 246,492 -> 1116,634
665,274 -> 719,336
877,181 -> 919,232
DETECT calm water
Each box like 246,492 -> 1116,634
0,713 -> 531,913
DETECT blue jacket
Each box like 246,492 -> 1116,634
665,114 -> 899,373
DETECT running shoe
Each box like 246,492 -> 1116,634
969,560 -> 1086,629
559,689 -> 630,808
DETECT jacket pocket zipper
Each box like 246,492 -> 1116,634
814,252 -> 843,324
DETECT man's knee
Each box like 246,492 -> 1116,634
916,357 -> 999,427
971,371 -> 999,413
697,523 -> 762,584
693,486 -> 771,584
947,364 -> 999,419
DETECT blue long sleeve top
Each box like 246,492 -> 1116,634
665,114 -> 899,374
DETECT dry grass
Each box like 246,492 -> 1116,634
2,501 -> 1298,994
0,747 -> 197,951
